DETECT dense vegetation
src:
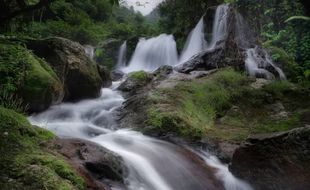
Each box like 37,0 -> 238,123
1,0 -> 155,44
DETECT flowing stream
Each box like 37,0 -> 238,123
29,81 -> 252,190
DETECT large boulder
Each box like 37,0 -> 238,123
49,138 -> 127,190
25,37 -> 103,101
0,41 -> 63,112
229,126 -> 310,190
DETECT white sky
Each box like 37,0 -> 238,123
122,0 -> 164,15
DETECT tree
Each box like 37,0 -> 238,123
0,0 -> 55,24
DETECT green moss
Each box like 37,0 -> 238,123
21,51 -> 63,103
0,41 -> 63,112
0,107 -> 85,189
147,69 -> 249,139
129,71 -> 150,82
147,68 -> 310,142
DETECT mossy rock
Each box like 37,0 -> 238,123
145,69 -> 310,141
26,37 -> 103,101
0,107 -> 85,189
118,71 -> 152,95
0,41 -> 64,112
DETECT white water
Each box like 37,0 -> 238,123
245,47 -> 286,80
121,34 -> 178,73
84,45 -> 95,60
179,17 -> 207,64
197,151 -> 253,190
116,41 -> 127,69
29,81 -> 252,190
209,4 -> 229,49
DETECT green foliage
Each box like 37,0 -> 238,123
0,90 -> 28,113
285,16 -> 310,23
0,106 -> 85,189
4,0 -> 157,45
233,0 -> 310,82
157,0 -> 221,49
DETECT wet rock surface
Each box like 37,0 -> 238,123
49,138 -> 127,190
229,126 -> 310,190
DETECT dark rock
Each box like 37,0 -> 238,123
111,70 -> 125,81
153,65 -> 173,77
175,6 -> 246,74
229,126 -> 310,190
97,64 -> 112,87
25,37 -> 103,101
49,138 -> 127,190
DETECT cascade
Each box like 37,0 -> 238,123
29,82 -> 253,190
208,4 -> 229,49
121,34 -> 178,73
116,41 -> 127,69
245,47 -> 286,80
179,16 -> 207,64
84,45 -> 95,60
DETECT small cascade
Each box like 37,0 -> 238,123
116,41 -> 127,69
122,34 -> 178,73
84,45 -> 95,60
245,47 -> 286,80
29,82 -> 254,190
198,151 -> 253,190
208,4 -> 229,49
179,16 -> 207,64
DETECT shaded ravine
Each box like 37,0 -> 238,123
29,81 -> 252,190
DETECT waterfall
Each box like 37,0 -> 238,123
84,45 -> 95,60
29,81 -> 253,190
208,4 -> 229,49
122,34 -> 178,73
179,16 -> 207,64
116,41 -> 127,69
245,47 -> 286,80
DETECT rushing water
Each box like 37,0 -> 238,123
84,45 -> 95,60
179,16 -> 207,64
208,4 -> 229,49
29,81 -> 252,190
117,41 -> 127,69
122,34 -> 178,73
245,47 -> 286,80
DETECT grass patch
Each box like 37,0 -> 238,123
147,68 -> 310,142
147,69 -> 249,139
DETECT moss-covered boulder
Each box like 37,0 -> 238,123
0,41 -> 63,112
25,37 -> 103,101
0,106 -> 85,189
118,71 -> 152,96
